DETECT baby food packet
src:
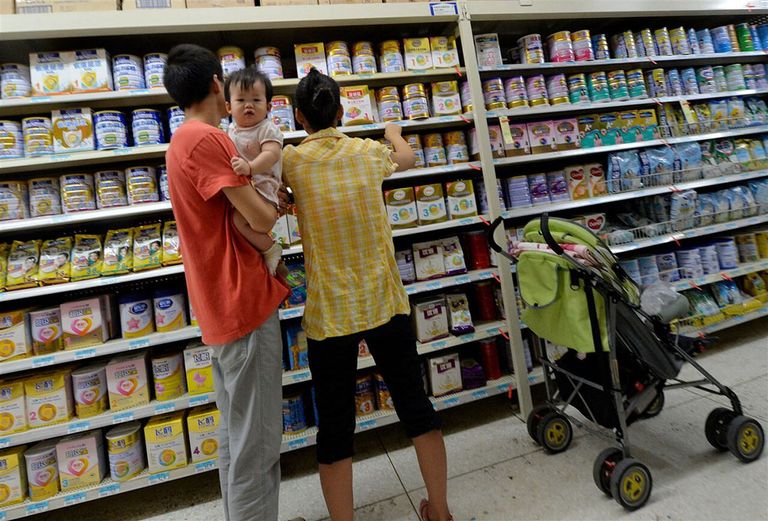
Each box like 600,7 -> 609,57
695,194 -> 716,227
71,234 -> 103,281
133,224 -> 162,272
284,262 -> 307,307
748,179 -> 768,213
711,140 -> 742,176
102,229 -> 133,275
711,280 -> 744,307
162,221 -> 182,266
742,272 -> 767,297
685,290 -> 721,317
727,98 -> 746,128
441,236 -> 467,276
37,237 -> 72,285
639,147 -> 674,186
669,190 -> 697,231
712,191 -> 730,223
6,240 -> 41,289
446,293 -> 474,335
673,142 -> 703,183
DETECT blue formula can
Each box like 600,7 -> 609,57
666,69 -> 683,96
131,109 -> 164,146
687,28 -> 701,55
750,25 -> 763,51
113,54 -> 145,91
758,24 -> 768,50
696,29 -> 715,54
167,106 -> 184,137
282,394 -> 307,433
22,117 -> 52,157
158,165 -> 169,201
681,68 -> 699,95
710,26 -> 733,53
143,53 -> 167,89
94,110 -> 129,150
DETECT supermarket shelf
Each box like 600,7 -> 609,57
0,326 -> 201,377
283,115 -> 472,142
487,88 -> 768,120
0,202 -> 173,234
278,268 -> 498,321
478,51 -> 768,75
670,259 -> 768,292
679,304 -> 768,336
0,88 -> 173,118
387,162 -> 480,182
0,265 -> 186,304
281,367 -> 545,453
494,125 -> 768,167
610,214 -> 768,254
502,169 -> 768,220
0,392 -> 214,450
281,319 -> 507,386
0,144 -> 168,175
0,459 -> 218,520
0,4 -> 460,41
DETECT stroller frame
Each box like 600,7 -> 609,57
488,213 -> 764,510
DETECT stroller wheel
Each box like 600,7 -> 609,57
535,412 -> 573,454
639,391 -> 665,419
526,405 -> 555,443
726,416 -> 765,463
705,407 -> 736,452
609,458 -> 653,510
593,448 -> 623,497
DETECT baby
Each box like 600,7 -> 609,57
224,67 -> 284,274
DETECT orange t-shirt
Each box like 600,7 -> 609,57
166,119 -> 288,345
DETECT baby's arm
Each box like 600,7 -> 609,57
247,141 -> 282,176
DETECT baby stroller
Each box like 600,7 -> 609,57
487,214 -> 765,510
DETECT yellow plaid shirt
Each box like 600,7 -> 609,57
283,128 -> 410,341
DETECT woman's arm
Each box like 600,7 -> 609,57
384,123 -> 416,172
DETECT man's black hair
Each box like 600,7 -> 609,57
294,68 -> 341,131
224,67 -> 274,103
164,44 -> 223,109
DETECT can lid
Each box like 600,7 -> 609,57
71,362 -> 107,377
154,288 -> 183,299
119,293 -> 150,305
24,439 -> 58,459
106,421 -> 142,440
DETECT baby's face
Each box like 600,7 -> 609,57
228,81 -> 270,127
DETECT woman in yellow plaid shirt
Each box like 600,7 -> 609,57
282,69 -> 453,521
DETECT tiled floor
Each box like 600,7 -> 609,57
43,320 -> 768,521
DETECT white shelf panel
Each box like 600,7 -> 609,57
679,304 -> 768,336
478,51 -> 768,74
281,320 -> 507,386
0,326 -> 201,377
494,125 -> 768,167
0,202 -> 173,234
0,392 -> 214,450
610,214 -> 768,254
281,367 -> 545,453
502,169 -> 768,221
0,89 -> 173,117
488,88 -> 768,120
670,259 -> 768,292
283,115 -> 472,142
278,268 -> 498,321
0,459 -> 218,520
0,265 -> 186,304
0,144 -> 168,175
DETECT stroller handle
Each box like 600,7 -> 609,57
540,214 -> 565,256
486,216 -> 505,253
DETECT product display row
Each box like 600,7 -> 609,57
681,269 -> 768,325
474,23 -> 768,68
0,406 -> 219,508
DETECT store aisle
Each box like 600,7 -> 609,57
41,320 -> 767,521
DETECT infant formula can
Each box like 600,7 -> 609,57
94,110 -> 128,150
326,44 -> 352,77
218,47 -> 245,77
736,233 -> 759,262
626,69 -> 648,99
270,95 -> 295,132
402,92 -> 430,120
753,63 -> 767,89
696,66 -> 717,93
656,252 -> 681,282
152,352 -> 186,401
423,133 -> 447,167
158,165 -> 169,201
638,255 -> 661,286
725,64 -> 746,91
547,31 -> 575,62
646,68 -> 668,97
24,441 -> 59,501
715,238 -> 739,269
503,76 -> 528,108
352,42 -> 376,75
567,73 -> 589,104
126,165 -> 159,204
517,34 -> 545,64
143,53 -> 167,89
698,244 -> 720,275
676,248 -> 704,279
153,289 -> 188,333
669,27 -> 690,55
379,40 -> 405,73
619,259 -> 642,286
0,120 -> 23,159
355,375 -> 375,416
666,68 -> 683,96
282,393 -> 307,433
710,26 -> 733,53
71,364 -> 108,419
404,134 -> 425,168
377,87 -> 403,122
591,34 -> 610,60
460,81 -> 473,113
167,106 -> 185,137
546,74 -> 569,105
254,47 -> 284,80
1,64 -> 31,98
636,29 -> 656,57
735,23 -> 755,52
119,294 -> 154,339
22,117 -> 53,157
653,27 -> 673,56
712,66 -> 728,92
607,70 -> 629,100
106,422 -> 145,482
113,54 -> 145,91
759,24 -> 768,50
681,68 -> 699,95
755,231 -> 768,258
743,65 -> 757,90
525,74 -> 549,106
687,28 -> 701,55
570,30 -> 594,61
131,109 -> 164,146
443,131 -> 469,164
696,29 -> 715,54
611,31 -> 637,59
95,170 -> 128,208
752,26 -> 764,52
482,77 -> 506,110
587,71 -> 610,102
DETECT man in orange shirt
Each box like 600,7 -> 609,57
164,44 -> 289,521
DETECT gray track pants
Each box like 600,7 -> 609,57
212,312 -> 282,521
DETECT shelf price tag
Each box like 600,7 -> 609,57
0,512 -> 5,521
429,340 -> 448,349
31,96 -> 52,103
405,286 -> 417,295
195,460 -> 216,474
189,395 -> 210,407
455,275 -> 471,285
149,472 -> 170,485
26,501 -> 49,515
442,397 -> 460,407
471,389 -> 489,399
112,411 -> 134,424
50,154 -> 71,162
358,419 -> 377,431
99,483 -> 121,497
65,492 -> 88,506
429,1 -> 458,16
154,402 -> 176,415
67,421 -> 91,434
0,438 -> 10,449
32,355 -> 56,368
287,438 -> 308,450
75,348 -> 98,360
290,372 -> 309,383
129,338 -> 151,350
425,281 -> 442,290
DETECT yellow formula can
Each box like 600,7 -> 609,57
217,46 -> 245,77
0,380 -> 27,435
24,440 -> 58,501
151,352 -> 186,402
404,134 -> 425,168
377,86 -> 400,101
106,421 -> 145,482
144,412 -> 188,474
0,446 -> 26,507
187,405 -> 220,463
402,82 -> 426,99
756,231 -> 768,259
443,130 -> 467,147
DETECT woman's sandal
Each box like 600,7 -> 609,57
419,499 -> 454,521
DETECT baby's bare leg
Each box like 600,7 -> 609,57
233,210 -> 274,252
